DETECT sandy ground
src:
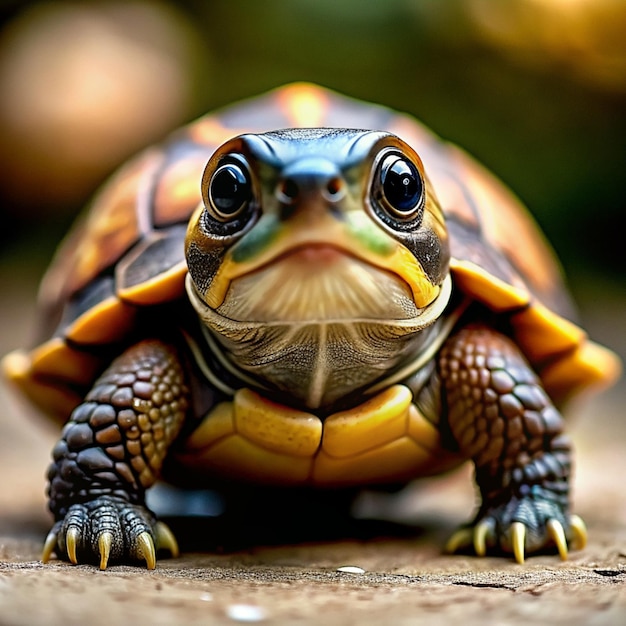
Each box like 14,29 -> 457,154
0,267 -> 624,625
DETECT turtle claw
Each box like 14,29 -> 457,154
155,521 -> 179,559
66,526 -> 80,565
444,518 -> 495,557
42,496 -> 179,569
98,532 -> 113,570
569,514 -> 588,550
510,521 -> 526,564
474,518 -> 495,557
446,510 -> 587,563
137,531 -> 156,570
41,529 -> 58,564
546,519 -> 568,561
444,527 -> 474,555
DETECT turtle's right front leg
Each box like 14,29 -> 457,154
43,339 -> 189,569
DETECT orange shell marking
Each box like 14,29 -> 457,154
278,83 -> 329,128
189,117 -> 243,149
175,385 -> 462,487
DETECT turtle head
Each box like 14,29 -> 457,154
185,129 -> 451,408
185,129 -> 450,322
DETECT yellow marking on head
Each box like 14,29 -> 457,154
385,244 -> 441,308
279,83 -> 329,127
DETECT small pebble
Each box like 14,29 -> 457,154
336,566 -> 366,574
199,592 -> 213,602
225,604 -> 267,622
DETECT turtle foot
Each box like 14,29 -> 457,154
445,499 -> 587,564
42,496 -> 179,570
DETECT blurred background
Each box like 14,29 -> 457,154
1,0 -> 625,282
0,0 -> 623,381
0,0 -> 624,542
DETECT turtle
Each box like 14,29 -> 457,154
2,83 -> 620,570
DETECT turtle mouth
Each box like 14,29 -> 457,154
213,243 -> 423,323
200,211 -> 442,312
231,241 -> 378,283
262,242 -> 357,267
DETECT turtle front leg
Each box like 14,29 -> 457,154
438,324 -> 587,563
44,339 -> 189,569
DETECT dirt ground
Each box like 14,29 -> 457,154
0,268 -> 625,626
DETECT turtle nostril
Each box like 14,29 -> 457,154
276,173 -> 345,206
277,178 -> 299,204
323,177 -> 345,202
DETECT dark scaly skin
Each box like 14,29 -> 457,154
44,339 -> 189,568
437,324 -> 582,561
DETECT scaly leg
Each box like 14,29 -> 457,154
43,339 -> 189,569
439,324 -> 587,563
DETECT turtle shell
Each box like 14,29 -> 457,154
3,83 -> 619,424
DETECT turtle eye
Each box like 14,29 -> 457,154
207,159 -> 253,221
376,154 -> 424,221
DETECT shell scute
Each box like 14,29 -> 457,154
152,145 -> 212,228
30,338 -> 102,386
65,296 -> 136,346
116,226 -> 188,305
54,150 -> 159,302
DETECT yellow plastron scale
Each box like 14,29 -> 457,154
175,385 -> 463,487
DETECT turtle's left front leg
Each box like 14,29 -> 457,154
439,324 -> 587,563
43,339 -> 189,569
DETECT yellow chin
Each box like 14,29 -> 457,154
214,247 -> 429,323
